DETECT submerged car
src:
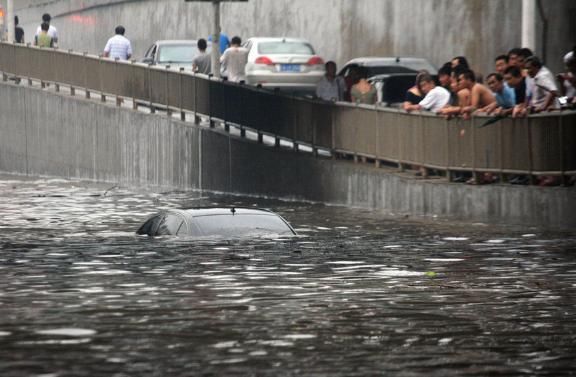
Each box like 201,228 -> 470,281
141,40 -> 212,70
243,37 -> 325,91
136,208 -> 296,238
339,57 -> 438,106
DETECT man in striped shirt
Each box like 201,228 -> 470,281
103,26 -> 132,61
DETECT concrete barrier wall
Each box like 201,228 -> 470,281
0,83 -> 201,189
2,81 -> 575,229
10,0 -> 575,76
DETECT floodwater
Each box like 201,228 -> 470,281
1,176 -> 575,377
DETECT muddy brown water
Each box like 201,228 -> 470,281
1,176 -> 575,376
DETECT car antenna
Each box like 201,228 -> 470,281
230,207 -> 236,215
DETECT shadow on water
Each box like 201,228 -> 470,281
1,175 -> 575,376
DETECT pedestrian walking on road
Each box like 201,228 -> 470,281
192,38 -> 211,74
103,26 -> 132,61
15,16 -> 25,43
34,13 -> 58,47
220,36 -> 248,83
35,22 -> 54,48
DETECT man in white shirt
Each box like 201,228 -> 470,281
34,13 -> 58,47
525,56 -> 558,112
404,74 -> 451,112
316,61 -> 345,101
103,26 -> 132,61
220,36 -> 248,83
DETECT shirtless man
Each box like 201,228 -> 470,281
457,69 -> 496,119
437,65 -> 470,117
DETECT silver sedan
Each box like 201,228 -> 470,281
243,37 -> 325,91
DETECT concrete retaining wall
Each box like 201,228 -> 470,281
9,0 -> 575,76
1,81 -> 575,230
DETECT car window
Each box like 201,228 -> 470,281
137,213 -> 185,236
158,45 -> 197,63
193,214 -> 294,237
257,42 -> 315,55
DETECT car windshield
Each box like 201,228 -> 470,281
158,45 -> 196,63
194,213 -> 294,237
367,66 -> 420,75
257,41 -> 315,55
137,214 -> 185,236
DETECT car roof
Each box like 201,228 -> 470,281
164,207 -> 280,218
246,37 -> 312,43
342,56 -> 438,74
343,56 -> 432,65
153,40 -> 200,46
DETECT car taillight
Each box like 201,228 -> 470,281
255,56 -> 274,65
307,56 -> 324,65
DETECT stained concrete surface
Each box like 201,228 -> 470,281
8,0 -> 575,76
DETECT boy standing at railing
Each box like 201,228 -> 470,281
34,13 -> 58,48
34,23 -> 53,48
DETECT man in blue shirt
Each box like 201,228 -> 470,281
208,32 -> 230,54
481,72 -> 516,115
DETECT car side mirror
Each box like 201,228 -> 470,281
142,57 -> 154,64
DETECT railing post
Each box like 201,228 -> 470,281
398,112 -> 405,172
165,66 -> 171,116
99,55 -> 105,102
526,116 -> 535,184
419,112 -> 428,178
208,76 -> 214,128
194,73 -> 200,124
445,117 -> 452,181
331,105 -> 336,159
471,115 -> 479,182
115,58 -> 122,107
132,60 -> 138,110
148,64 -> 155,114
54,49 -> 59,92
559,114 -> 566,185
374,108 -> 380,168
84,52 -> 90,99
498,114 -> 504,182
179,67 -> 185,121
224,83 -> 230,133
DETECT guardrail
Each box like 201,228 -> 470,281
1,42 -> 575,183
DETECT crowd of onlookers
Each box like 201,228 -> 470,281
315,46 -> 576,119
402,47 -> 576,118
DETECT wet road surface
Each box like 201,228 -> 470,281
1,176 -> 575,376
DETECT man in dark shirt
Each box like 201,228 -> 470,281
503,65 -> 526,105
15,16 -> 25,43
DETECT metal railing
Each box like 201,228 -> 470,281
1,42 -> 575,182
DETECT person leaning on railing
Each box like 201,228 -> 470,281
525,56 -> 559,114
404,73 -> 451,113
456,69 -> 496,120
350,67 -> 377,105
557,50 -> 576,109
